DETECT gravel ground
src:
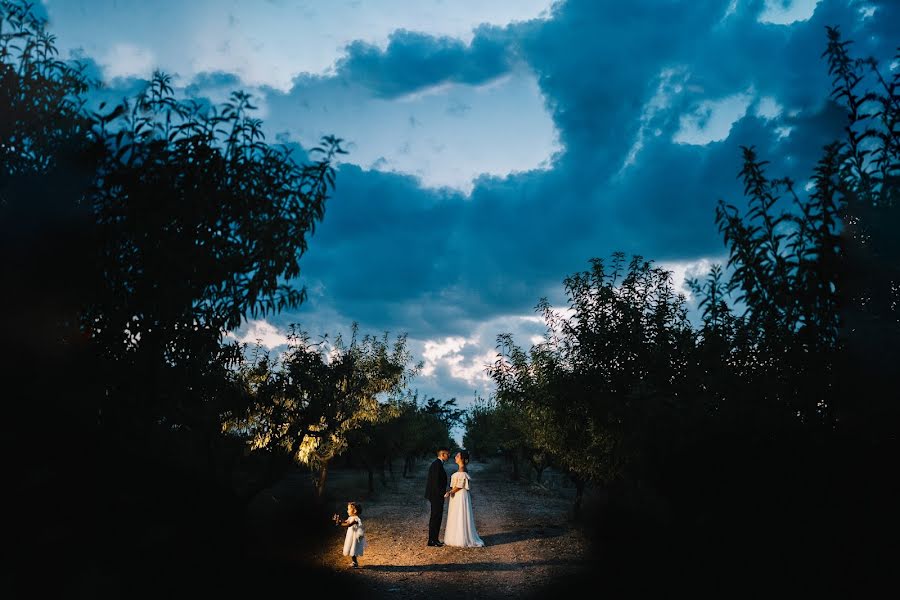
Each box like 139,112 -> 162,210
285,459 -> 591,599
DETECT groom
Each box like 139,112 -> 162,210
424,446 -> 450,547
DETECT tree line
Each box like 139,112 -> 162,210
466,25 -> 898,589
1,3 -> 457,592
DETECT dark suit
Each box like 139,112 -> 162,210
424,457 -> 448,543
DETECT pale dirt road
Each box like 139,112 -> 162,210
258,459 -> 591,599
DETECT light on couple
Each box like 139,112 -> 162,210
425,447 -> 484,548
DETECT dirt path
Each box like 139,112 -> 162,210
295,460 -> 590,599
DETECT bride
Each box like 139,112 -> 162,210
443,450 -> 484,547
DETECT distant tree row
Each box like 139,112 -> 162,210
222,327 -> 461,498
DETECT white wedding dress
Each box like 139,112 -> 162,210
444,471 -> 484,547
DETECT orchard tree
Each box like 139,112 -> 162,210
346,400 -> 402,492
0,1 -> 347,471
703,27 -> 899,431
86,75 -> 345,446
394,393 -> 459,476
224,325 -> 419,498
491,254 -> 697,511
463,397 -> 545,480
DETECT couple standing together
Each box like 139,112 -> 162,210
424,447 -> 484,548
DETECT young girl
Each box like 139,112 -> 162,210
333,501 -> 368,568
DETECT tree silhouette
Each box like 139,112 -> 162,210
1,4 -> 353,593
2,2 -> 346,471
487,25 -> 899,590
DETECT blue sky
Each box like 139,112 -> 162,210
40,0 -> 898,409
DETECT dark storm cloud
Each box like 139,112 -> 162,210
279,0 -> 896,344
185,70 -> 243,92
335,26 -> 514,98
60,0 -> 897,397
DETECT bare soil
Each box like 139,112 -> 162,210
256,459 -> 591,599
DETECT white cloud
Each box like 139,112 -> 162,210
446,349 -> 497,387
673,89 -> 754,146
413,312 -> 552,400
422,336 -> 468,376
421,336 -> 495,387
226,319 -> 290,350
46,0 -> 554,91
658,257 -> 719,302
758,0 -> 821,25
723,0 -> 740,20
101,43 -> 155,80
44,1 -> 559,193
754,96 -> 783,120
775,125 -> 793,139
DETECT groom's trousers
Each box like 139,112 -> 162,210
428,497 -> 444,542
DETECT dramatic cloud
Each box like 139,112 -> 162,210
273,0 -> 894,405
42,0 -> 899,407
43,0 -> 554,89
336,27 -> 513,98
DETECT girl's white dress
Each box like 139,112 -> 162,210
444,471 -> 484,547
342,515 -> 368,556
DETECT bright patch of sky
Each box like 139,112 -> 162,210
43,0 -> 554,89
43,0 -> 559,192
421,336 -> 468,376
775,125 -> 793,139
226,319 -> 290,349
758,0 -> 822,25
754,96 -> 784,120
264,70 -> 560,191
229,311 -> 549,404
410,312 -> 552,401
658,257 -> 719,303
673,89 -> 755,145
99,42 -> 155,79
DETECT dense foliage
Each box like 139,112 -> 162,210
485,27 -> 899,587
1,5 -> 456,593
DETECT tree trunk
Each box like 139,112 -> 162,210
403,456 -> 413,478
315,460 -> 330,499
572,476 -> 586,517
361,457 -> 375,493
